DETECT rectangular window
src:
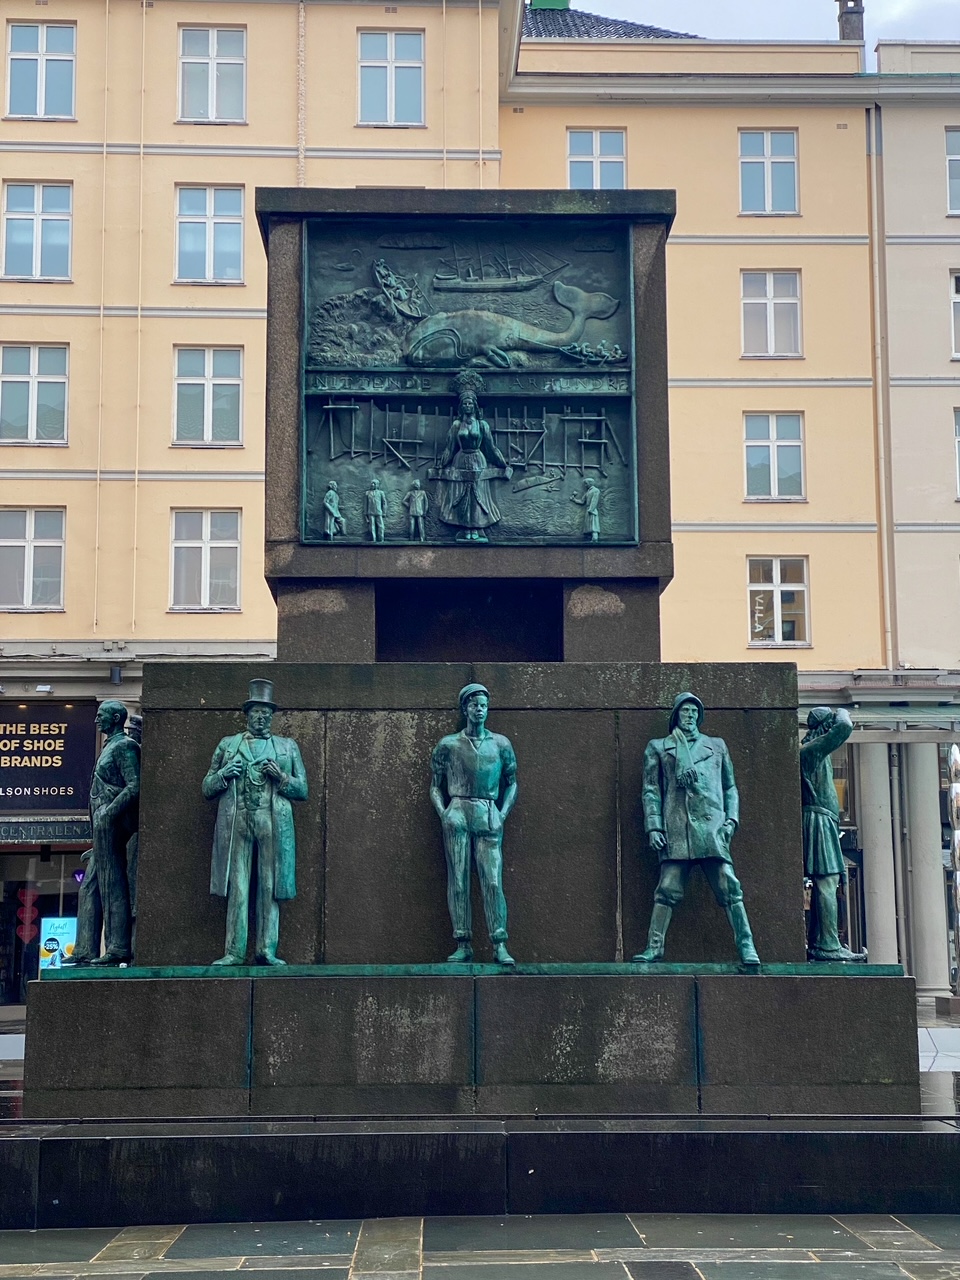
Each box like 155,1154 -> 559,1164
0,344 -> 67,443
2,182 -> 71,279
174,347 -> 242,444
742,270 -> 801,357
0,507 -> 64,609
948,130 -> 960,214
171,509 -> 240,609
358,31 -> 423,126
748,556 -> 809,646
568,130 -> 626,191
954,274 -> 960,356
7,24 -> 75,119
179,28 -> 245,123
955,410 -> 960,497
744,413 -> 804,500
175,187 -> 242,282
739,130 -> 798,215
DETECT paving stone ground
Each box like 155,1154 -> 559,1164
3,1216 -> 960,1280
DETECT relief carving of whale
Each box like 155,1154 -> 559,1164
402,280 -> 619,368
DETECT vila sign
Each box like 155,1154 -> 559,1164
0,702 -> 97,813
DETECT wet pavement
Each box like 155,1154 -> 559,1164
5,1216 -> 960,1280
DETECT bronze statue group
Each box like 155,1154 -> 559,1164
75,679 -> 864,969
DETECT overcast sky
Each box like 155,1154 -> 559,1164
584,0 -> 958,67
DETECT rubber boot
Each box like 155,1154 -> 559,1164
493,941 -> 516,966
726,901 -> 760,967
808,877 -> 867,962
257,952 -> 287,966
633,903 -> 672,962
447,940 -> 474,963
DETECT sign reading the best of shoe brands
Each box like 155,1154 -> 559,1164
0,702 -> 97,815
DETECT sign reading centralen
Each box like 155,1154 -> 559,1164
0,702 -> 97,814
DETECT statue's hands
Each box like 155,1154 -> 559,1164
676,766 -> 698,788
220,758 -> 243,781
262,760 -> 284,784
649,830 -> 667,853
720,819 -> 736,842
504,466 -> 514,481
94,804 -> 114,829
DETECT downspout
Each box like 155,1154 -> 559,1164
890,744 -> 911,973
130,0 -> 147,635
441,0 -> 447,188
92,0 -> 110,634
477,0 -> 483,188
296,0 -> 306,186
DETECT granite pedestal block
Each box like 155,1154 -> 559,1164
134,660 -> 806,969
23,967 -> 919,1118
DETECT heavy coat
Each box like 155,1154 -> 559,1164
800,713 -> 852,877
203,733 -> 308,900
642,732 -> 739,863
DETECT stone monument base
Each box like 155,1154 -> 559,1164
24,965 -> 919,1118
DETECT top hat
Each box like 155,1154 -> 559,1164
243,678 -> 279,713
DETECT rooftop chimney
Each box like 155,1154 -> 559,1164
837,0 -> 865,42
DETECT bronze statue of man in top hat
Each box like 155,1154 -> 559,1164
634,691 -> 759,967
202,678 -> 308,965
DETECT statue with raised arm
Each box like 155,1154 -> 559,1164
634,692 -> 759,967
430,683 -> 517,966
203,678 -> 308,966
86,699 -> 140,966
801,706 -> 865,962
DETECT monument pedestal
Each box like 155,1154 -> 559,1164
24,963 -> 919,1119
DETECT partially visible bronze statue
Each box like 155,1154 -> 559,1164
403,479 -> 429,541
86,700 -> 140,966
431,683 -> 517,965
634,692 -> 759,967
203,678 -> 308,966
801,706 -> 865,962
434,371 -> 511,543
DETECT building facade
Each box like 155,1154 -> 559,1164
1,0 -> 958,998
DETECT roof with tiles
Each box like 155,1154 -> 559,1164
522,6 -> 700,40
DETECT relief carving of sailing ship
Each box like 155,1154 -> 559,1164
433,244 -> 567,294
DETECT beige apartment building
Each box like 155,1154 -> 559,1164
0,0 -> 958,997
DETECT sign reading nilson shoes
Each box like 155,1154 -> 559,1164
0,702 -> 97,815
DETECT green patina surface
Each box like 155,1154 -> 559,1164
42,961 -> 903,980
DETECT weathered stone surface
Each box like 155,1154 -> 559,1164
475,974 -> 697,1112
252,975 -> 473,1114
697,974 -> 921,1114
276,582 -> 376,662
22,978 -> 251,1118
562,581 -> 661,661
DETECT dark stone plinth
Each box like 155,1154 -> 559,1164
22,968 -> 918,1119
135,660 -> 805,969
697,974 -> 921,1114
251,976 -> 474,1114
3,1116 -> 960,1229
23,977 -> 251,1118
474,974 -> 697,1112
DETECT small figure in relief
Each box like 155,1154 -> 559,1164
572,477 -> 601,542
364,476 -> 387,542
403,479 -> 429,541
434,371 -> 511,543
430,683 -> 517,966
322,480 -> 346,540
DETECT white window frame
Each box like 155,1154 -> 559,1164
953,273 -> 960,357
743,412 -> 805,501
0,343 -> 68,444
1,181 -> 72,280
357,30 -> 424,127
567,129 -> 626,191
169,508 -> 241,611
175,186 -> 243,284
747,555 -> 810,648
948,129 -> 960,215
178,27 -> 246,123
739,129 -> 799,216
0,507 -> 65,610
173,347 -> 243,446
955,410 -> 960,498
6,23 -> 76,120
741,270 -> 802,358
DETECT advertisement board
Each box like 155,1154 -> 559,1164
0,702 -> 97,815
39,916 -> 78,970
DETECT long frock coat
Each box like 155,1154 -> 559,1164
203,732 -> 308,900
